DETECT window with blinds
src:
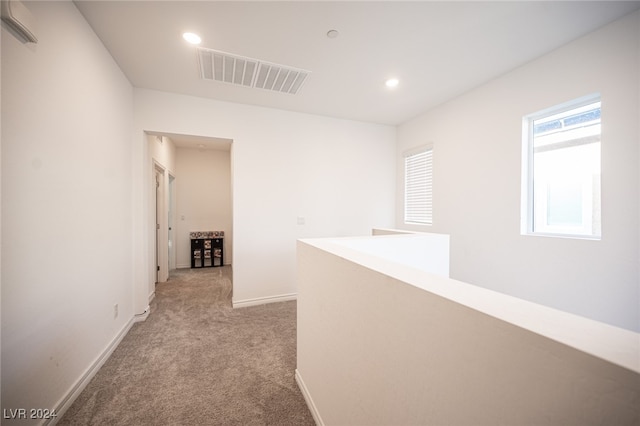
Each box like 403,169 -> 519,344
404,146 -> 433,225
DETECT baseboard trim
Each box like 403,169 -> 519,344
232,293 -> 296,309
295,369 -> 324,426
48,316 -> 136,425
134,304 -> 151,322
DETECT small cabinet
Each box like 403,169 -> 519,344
190,231 -> 224,268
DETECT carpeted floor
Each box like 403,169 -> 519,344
59,267 -> 315,425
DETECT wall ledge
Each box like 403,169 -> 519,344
297,237 -> 640,424
300,237 -> 640,374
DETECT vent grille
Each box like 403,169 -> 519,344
197,47 -> 310,95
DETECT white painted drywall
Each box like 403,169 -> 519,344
396,11 -> 640,331
149,135 -> 176,174
371,227 -> 415,236
297,238 -> 640,425
1,1 -> 133,420
175,147 -> 232,268
329,233 -> 450,277
132,89 -> 396,309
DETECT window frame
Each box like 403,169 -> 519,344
521,93 -> 602,240
403,144 -> 433,226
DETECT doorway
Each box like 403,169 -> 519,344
147,131 -> 233,288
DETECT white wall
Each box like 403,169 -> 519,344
332,233 -> 450,277
132,89 -> 396,309
396,11 -> 640,331
297,238 -> 640,425
175,147 -> 232,268
149,134 -> 176,172
1,1 -> 133,421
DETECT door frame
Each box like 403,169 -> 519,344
153,162 -> 169,285
140,131 -> 233,313
168,173 -> 176,271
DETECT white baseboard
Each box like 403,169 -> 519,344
134,304 -> 151,322
295,369 -> 324,426
232,293 -> 296,308
48,316 -> 136,425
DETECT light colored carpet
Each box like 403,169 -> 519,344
59,267 -> 314,425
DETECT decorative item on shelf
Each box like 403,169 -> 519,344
214,248 -> 222,258
190,231 -> 225,239
193,250 -> 201,259
204,240 -> 212,249
204,250 -> 211,259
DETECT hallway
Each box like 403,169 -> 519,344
60,267 -> 314,425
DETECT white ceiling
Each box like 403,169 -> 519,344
75,1 -> 640,126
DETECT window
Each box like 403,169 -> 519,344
404,145 -> 433,225
522,94 -> 601,239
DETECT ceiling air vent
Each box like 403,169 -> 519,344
197,47 -> 310,95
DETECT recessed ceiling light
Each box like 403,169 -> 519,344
183,32 -> 202,45
385,78 -> 400,88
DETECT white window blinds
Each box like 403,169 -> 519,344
404,146 -> 433,225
